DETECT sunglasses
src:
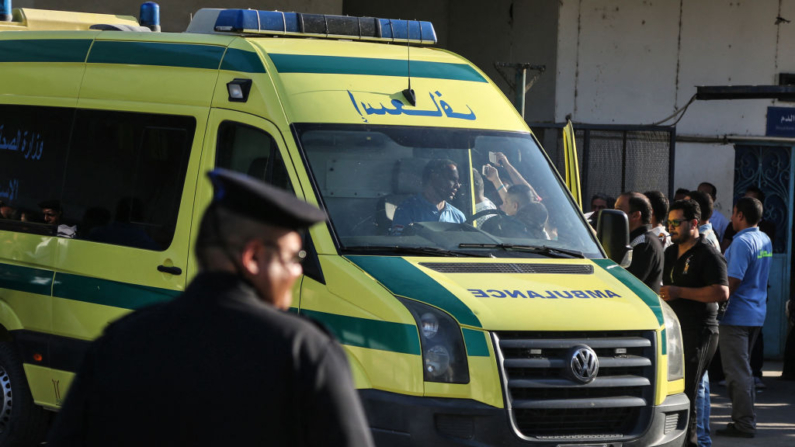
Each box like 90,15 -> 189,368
666,219 -> 690,228
262,241 -> 307,265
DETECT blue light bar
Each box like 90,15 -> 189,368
139,2 -> 160,32
214,9 -> 437,45
1,0 -> 12,22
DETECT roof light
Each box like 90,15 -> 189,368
227,78 -> 252,103
213,9 -> 437,45
140,2 -> 161,32
1,0 -> 12,22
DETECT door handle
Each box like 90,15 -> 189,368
157,265 -> 183,275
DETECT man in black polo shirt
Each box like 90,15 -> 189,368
660,199 -> 729,447
615,192 -> 664,293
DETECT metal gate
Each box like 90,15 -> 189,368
733,144 -> 794,358
530,123 -> 676,206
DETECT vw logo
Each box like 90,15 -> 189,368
566,345 -> 599,384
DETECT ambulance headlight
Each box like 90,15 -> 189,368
399,298 -> 469,384
661,300 -> 685,382
425,345 -> 450,378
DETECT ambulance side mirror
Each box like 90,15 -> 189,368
596,209 -> 633,268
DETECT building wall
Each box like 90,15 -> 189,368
557,0 -> 795,210
13,0 -> 342,32
344,0 -> 559,123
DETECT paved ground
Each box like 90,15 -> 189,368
709,361 -> 795,446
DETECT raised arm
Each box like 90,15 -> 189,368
494,152 -> 541,201
483,165 -> 509,203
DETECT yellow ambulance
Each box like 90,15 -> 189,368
0,2 -> 687,446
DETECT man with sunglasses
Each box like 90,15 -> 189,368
660,199 -> 729,447
48,169 -> 374,447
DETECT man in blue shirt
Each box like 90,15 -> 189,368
391,159 -> 465,235
716,197 -> 772,439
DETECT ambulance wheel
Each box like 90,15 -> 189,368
0,342 -> 50,447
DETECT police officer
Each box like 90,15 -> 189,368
47,169 -> 374,447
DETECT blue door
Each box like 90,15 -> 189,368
733,144 -> 794,358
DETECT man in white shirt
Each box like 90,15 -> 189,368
471,168 -> 496,227
644,191 -> 672,249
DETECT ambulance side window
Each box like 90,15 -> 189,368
60,110 -> 195,250
216,121 -> 293,191
0,105 -> 73,235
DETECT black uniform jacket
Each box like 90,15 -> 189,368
627,225 -> 664,294
47,272 -> 374,447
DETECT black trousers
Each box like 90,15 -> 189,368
708,344 -> 724,382
784,323 -> 795,378
750,331 -> 764,378
706,333 -> 758,381
681,325 -> 719,447
715,331 -> 765,380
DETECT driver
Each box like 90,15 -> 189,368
391,159 -> 465,235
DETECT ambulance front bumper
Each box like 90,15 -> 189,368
359,389 -> 689,447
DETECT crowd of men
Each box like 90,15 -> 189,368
591,183 -> 777,445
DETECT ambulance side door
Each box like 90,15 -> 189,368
51,108 -> 204,381
190,109 -> 307,308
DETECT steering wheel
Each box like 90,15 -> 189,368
466,209 -> 506,225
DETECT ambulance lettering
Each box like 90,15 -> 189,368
348,90 -> 476,123
468,289 -> 622,299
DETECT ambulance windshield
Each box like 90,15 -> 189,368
296,124 -> 602,259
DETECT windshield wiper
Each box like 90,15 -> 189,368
343,245 -> 492,257
458,243 -> 585,259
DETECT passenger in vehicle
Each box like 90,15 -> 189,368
482,151 -> 541,205
499,184 -> 535,217
39,200 -> 77,238
88,197 -> 158,250
472,168 -> 496,227
0,200 -> 14,219
13,208 -> 37,223
391,159 -> 465,235
79,207 -> 112,239
516,201 -> 549,240
481,185 -> 537,237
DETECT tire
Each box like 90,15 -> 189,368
0,342 -> 50,447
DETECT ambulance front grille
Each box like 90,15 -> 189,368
418,263 -> 593,275
493,331 -> 656,440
